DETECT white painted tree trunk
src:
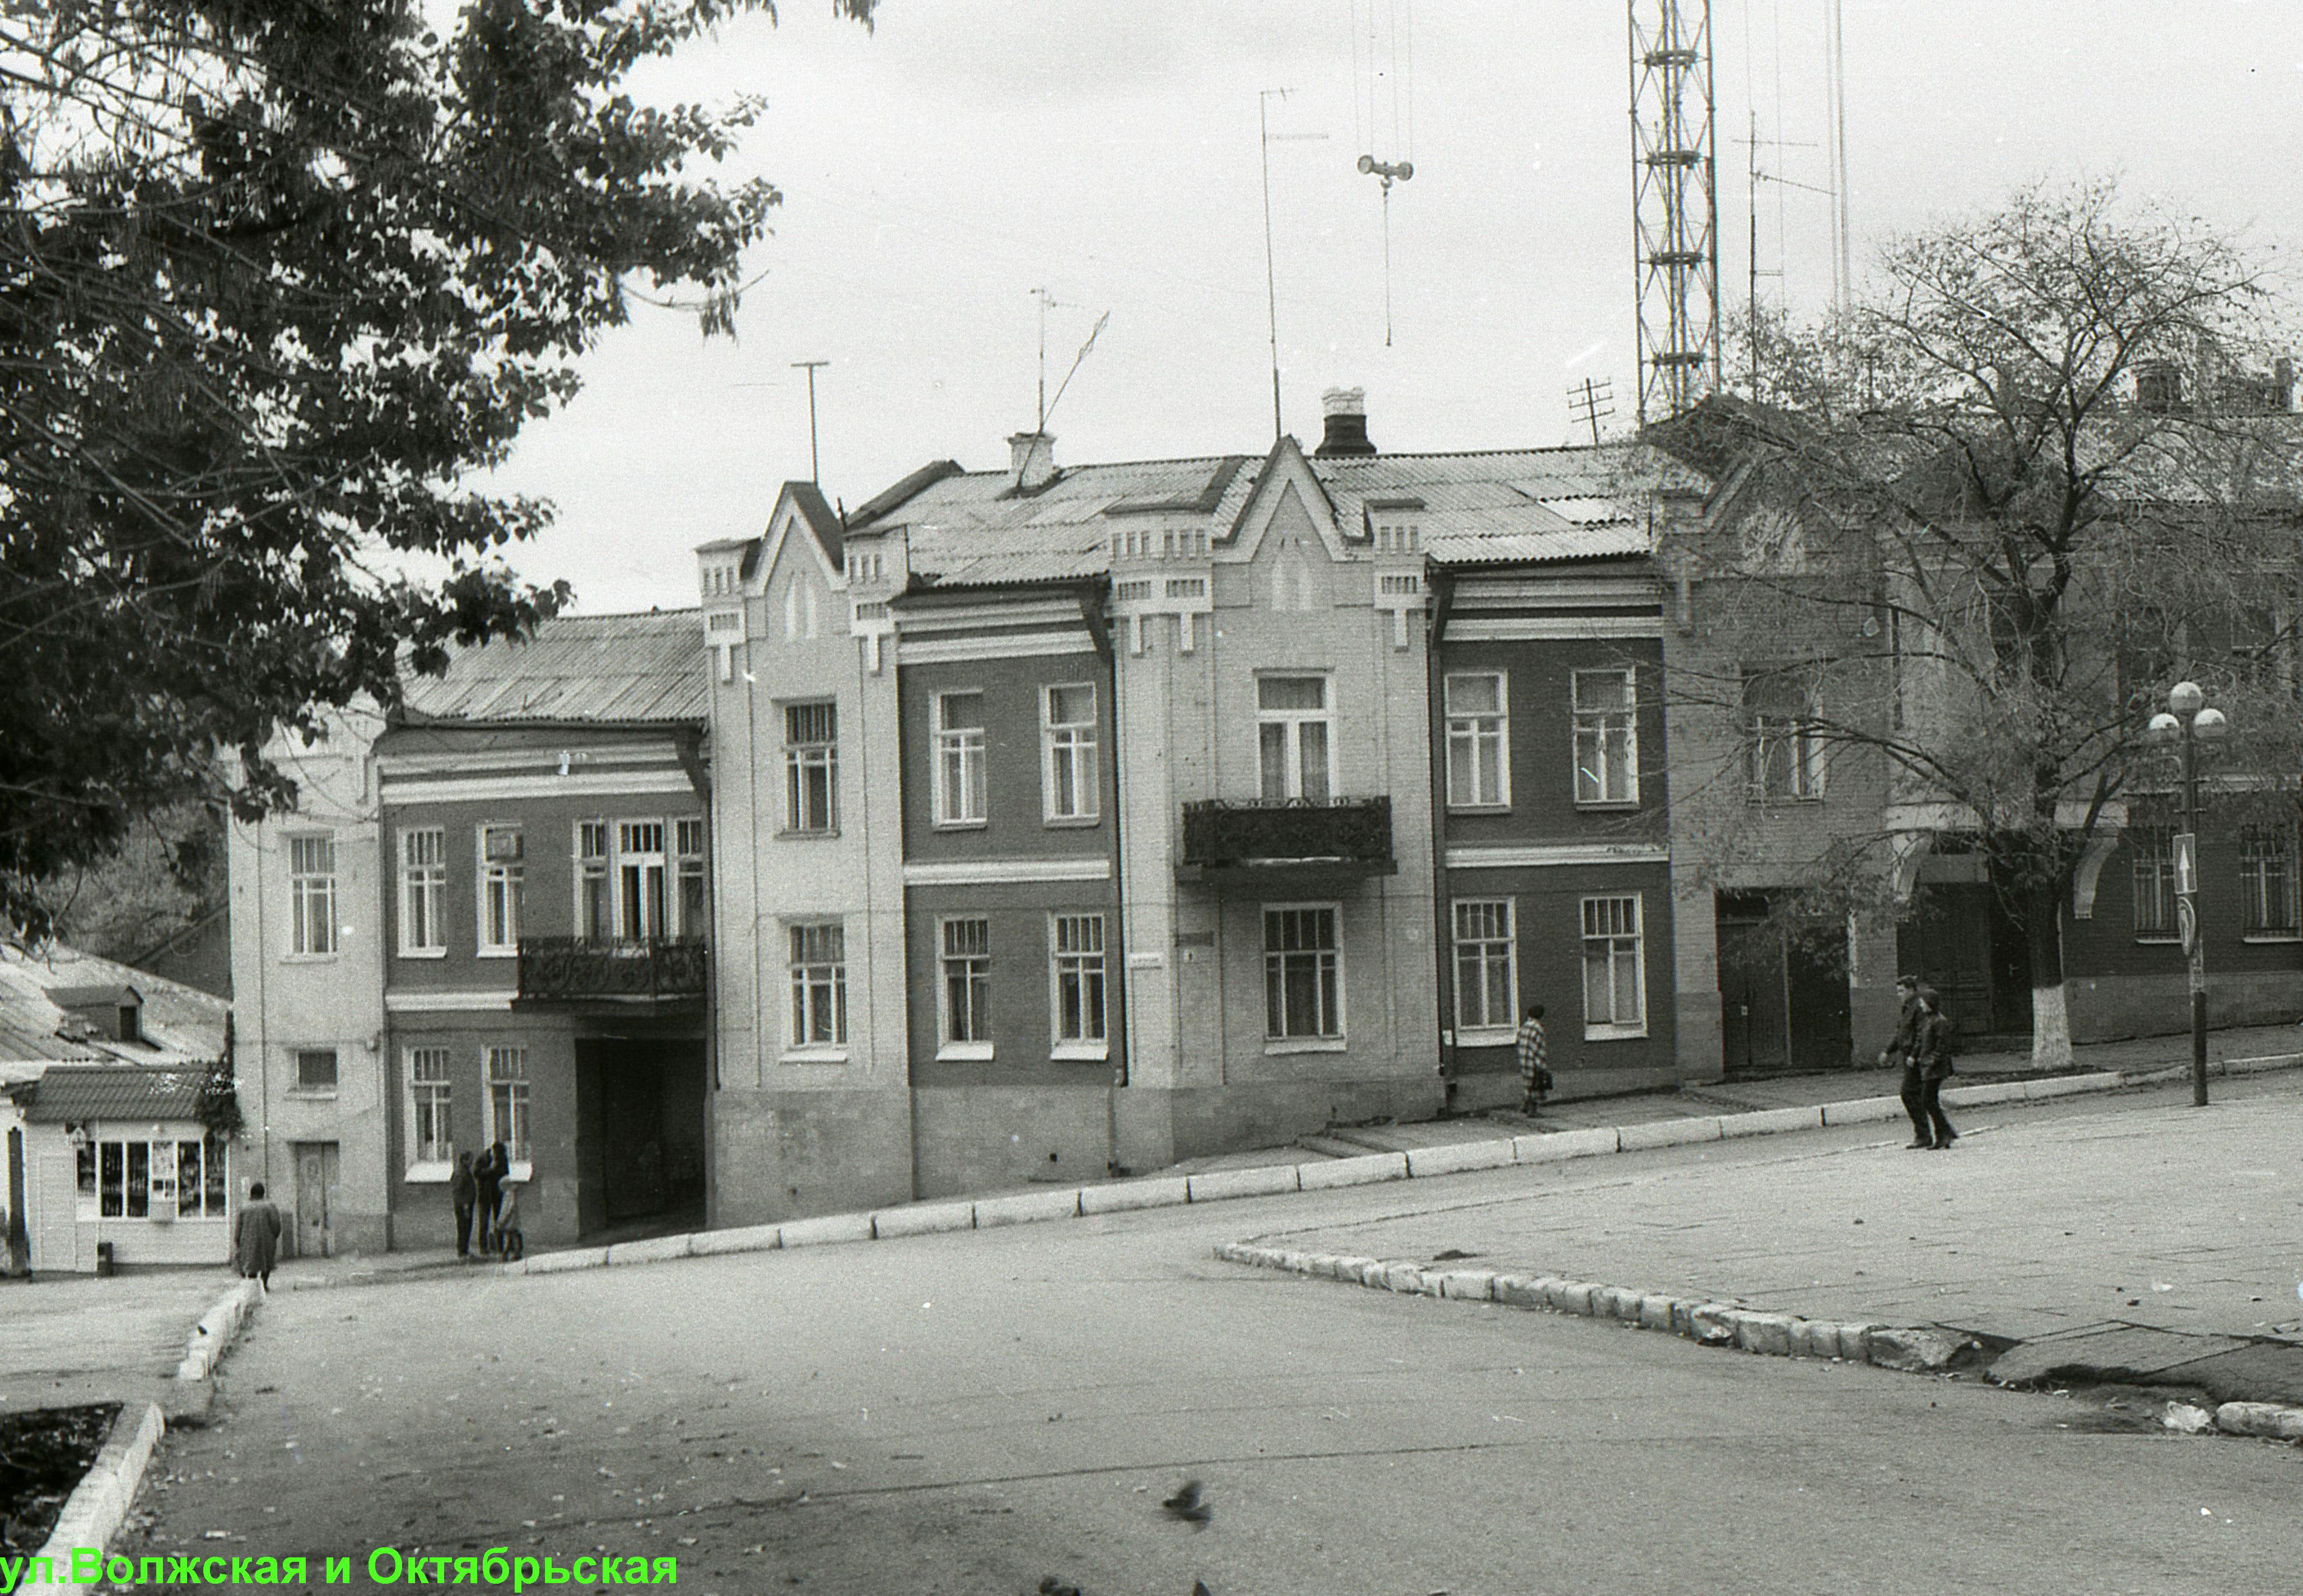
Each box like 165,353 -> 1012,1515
2031,982 -> 2073,1071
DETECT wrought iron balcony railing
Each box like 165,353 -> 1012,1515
1179,796 -> 1395,874
516,937 -> 708,1005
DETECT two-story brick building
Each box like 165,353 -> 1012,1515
700,391 -> 1727,1220
371,612 -> 712,1250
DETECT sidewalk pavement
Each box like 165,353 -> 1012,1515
1227,1067 -> 2303,1411
7,1022 -> 2297,1416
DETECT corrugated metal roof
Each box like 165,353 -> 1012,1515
864,442 -> 1707,589
21,1065 -> 212,1123
400,611 -> 707,726
0,948 -> 226,1067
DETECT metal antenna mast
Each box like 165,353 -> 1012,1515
790,360 -> 828,483
1627,0 -> 1720,424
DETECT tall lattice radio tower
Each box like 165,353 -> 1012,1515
1628,0 -> 1719,424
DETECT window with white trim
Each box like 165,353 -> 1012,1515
1580,895 -> 1647,1037
618,821 -> 666,940
1043,684 -> 1099,822
676,819 -> 707,939
787,922 -> 847,1048
1572,670 -> 1638,806
1745,668 -> 1826,801
408,1048 -> 454,1170
1451,899 -> 1517,1034
577,822 -> 614,945
2241,824 -> 2300,938
939,917 -> 992,1058
399,828 -> 446,955
1264,905 -> 1342,1041
934,692 -> 987,825
1444,673 -> 1509,808
1050,914 -> 1107,1056
486,1046 -> 532,1165
1257,677 -> 1332,802
288,834 -> 337,955
784,702 -> 838,834
478,825 -> 524,954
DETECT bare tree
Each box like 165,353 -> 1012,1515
1656,179 -> 2302,1068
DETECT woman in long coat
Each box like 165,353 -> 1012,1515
234,1180 -> 283,1289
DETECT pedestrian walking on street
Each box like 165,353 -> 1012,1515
234,1181 -> 283,1290
1516,1003 -> 1551,1114
450,1151 -> 478,1259
474,1141 -> 506,1252
1886,974 -> 1933,1148
1909,988 -> 1959,1150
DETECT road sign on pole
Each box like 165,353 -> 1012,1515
2177,893 -> 2198,955
2173,832 -> 2197,896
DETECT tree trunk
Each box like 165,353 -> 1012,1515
2024,877 -> 2074,1071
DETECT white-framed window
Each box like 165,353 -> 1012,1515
1257,676 -> 1332,802
1043,684 -> 1099,823
1444,672 -> 1509,809
288,834 -> 337,955
80,1136 -> 227,1220
618,821 -> 667,940
294,1048 -> 338,1095
938,917 -> 993,1060
676,819 -> 707,939
2131,825 -> 2178,941
787,922 -> 847,1051
934,692 -> 988,825
1746,669 -> 1826,801
1581,895 -> 1647,1038
1572,669 -> 1638,806
1264,904 -> 1343,1043
399,828 -> 446,956
407,1047 -> 454,1174
1451,899 -> 1517,1037
576,822 -> 614,945
1050,913 -> 1108,1059
784,702 -> 838,834
477,825 -> 524,955
486,1046 -> 532,1172
2241,824 -> 2300,939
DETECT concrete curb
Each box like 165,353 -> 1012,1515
1210,1242 -> 2303,1444
175,1279 -> 261,1382
22,1401 -> 165,1596
1212,1241 -> 1947,1373
448,1051 -> 2301,1284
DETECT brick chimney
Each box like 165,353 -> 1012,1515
1007,431 -> 1057,492
1314,386 -> 1376,457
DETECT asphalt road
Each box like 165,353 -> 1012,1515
122,1165 -> 2303,1596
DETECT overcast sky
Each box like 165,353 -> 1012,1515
478,1 -> 2302,615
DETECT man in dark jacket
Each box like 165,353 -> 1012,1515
473,1144 -> 505,1252
1908,990 -> 1959,1150
1885,975 -> 1942,1149
450,1152 -> 478,1259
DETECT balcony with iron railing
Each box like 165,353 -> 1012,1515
516,937 -> 708,1009
1178,796 -> 1396,883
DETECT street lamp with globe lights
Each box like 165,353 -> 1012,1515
2143,680 -> 2229,1105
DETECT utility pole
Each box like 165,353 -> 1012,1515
790,360 -> 828,484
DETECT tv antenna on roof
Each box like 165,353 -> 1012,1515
1567,377 -> 1616,445
1259,90 -> 1330,443
1032,290 -> 1108,434
790,360 -> 828,483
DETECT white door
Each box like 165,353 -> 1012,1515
35,1152 -> 77,1273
